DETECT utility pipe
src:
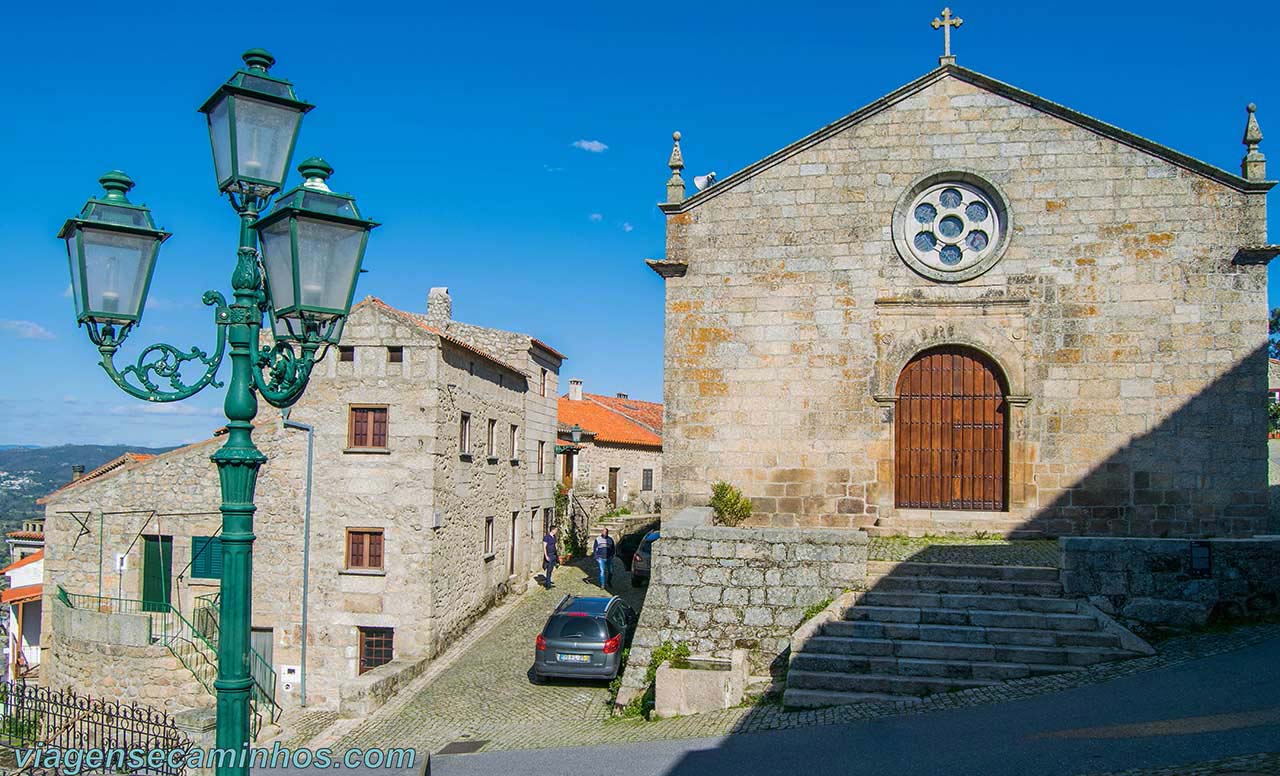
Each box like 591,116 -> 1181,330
282,410 -> 315,707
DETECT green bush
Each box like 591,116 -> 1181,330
800,596 -> 834,622
614,640 -> 691,720
710,481 -> 752,526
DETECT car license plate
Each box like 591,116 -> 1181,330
557,653 -> 590,664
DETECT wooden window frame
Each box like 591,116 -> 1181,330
347,405 -> 390,451
346,528 -> 385,571
338,346 -> 355,363
357,626 -> 394,675
191,536 -> 222,580
642,468 -> 654,491
387,346 -> 403,363
459,412 -> 472,459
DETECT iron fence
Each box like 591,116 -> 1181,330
0,680 -> 191,775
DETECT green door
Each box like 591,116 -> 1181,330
142,535 -> 173,612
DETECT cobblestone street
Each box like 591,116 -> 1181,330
281,549 -> 1280,761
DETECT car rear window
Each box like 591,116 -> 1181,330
546,615 -> 607,641
638,539 -> 654,554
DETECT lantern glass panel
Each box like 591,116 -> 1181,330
85,204 -> 148,228
259,218 -> 296,314
295,217 -> 365,317
81,227 -> 154,321
65,236 -> 84,319
300,191 -> 359,219
234,95 -> 302,189
207,96 -> 233,187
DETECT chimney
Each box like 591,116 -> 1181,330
568,379 -> 583,401
426,287 -> 452,325
616,392 -> 629,399
71,464 -> 85,481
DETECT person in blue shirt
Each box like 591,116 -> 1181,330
591,527 -> 616,589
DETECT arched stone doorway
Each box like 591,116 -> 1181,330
895,345 -> 1008,511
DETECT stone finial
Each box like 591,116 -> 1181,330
1243,103 -> 1266,181
931,7 -> 963,66
666,131 -> 686,204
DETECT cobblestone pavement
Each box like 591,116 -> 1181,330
868,536 -> 1061,566
285,547 -> 1280,756
1084,751 -> 1280,775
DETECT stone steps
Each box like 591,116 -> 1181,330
783,558 -> 1149,708
821,620 -> 1124,648
791,651 -> 1089,680
854,590 -> 1081,614
788,669 -> 997,696
866,561 -> 1060,582
866,575 -> 1063,597
782,688 -> 922,708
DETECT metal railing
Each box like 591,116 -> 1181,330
0,679 -> 191,775
56,588 -> 280,730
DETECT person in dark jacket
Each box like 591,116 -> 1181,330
542,526 -> 559,589
591,527 -> 616,589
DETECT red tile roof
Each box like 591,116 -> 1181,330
583,393 -> 663,434
558,395 -> 662,448
1,549 -> 43,575
5,531 -> 44,541
1,584 -> 42,604
36,452 -> 159,504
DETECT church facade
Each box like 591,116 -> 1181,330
650,64 -> 1276,538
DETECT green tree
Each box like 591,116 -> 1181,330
1270,308 -> 1280,359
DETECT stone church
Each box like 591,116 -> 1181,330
650,39 -> 1276,538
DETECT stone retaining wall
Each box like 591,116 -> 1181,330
617,508 -> 868,704
1060,536 -> 1280,628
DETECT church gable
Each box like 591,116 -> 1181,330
666,66 -> 1271,221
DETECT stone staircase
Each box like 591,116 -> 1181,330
783,560 -> 1152,708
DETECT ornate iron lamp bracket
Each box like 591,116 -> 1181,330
251,338 -> 317,408
94,290 -> 229,402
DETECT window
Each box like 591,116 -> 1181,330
510,424 -> 520,461
487,419 -> 498,461
348,406 -> 388,449
346,529 -> 384,570
484,517 -> 495,558
540,368 -> 548,397
339,346 -> 355,362
642,469 -> 654,491
459,413 -> 471,456
387,346 -> 403,363
357,627 -> 393,674
894,173 -> 1010,283
191,536 -> 222,579
537,440 -> 545,474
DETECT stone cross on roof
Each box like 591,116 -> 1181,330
932,7 -> 963,66
1242,103 -> 1266,181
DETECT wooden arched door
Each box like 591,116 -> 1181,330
895,346 -> 1007,511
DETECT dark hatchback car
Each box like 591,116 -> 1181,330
629,530 -> 660,586
533,595 -> 637,682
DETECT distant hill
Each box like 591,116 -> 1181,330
0,444 -> 178,548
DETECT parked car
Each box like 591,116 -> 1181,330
630,530 -> 660,586
533,595 -> 637,682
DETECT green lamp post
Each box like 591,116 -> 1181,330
58,50 -> 378,774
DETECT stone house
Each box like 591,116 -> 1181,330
650,59 -> 1277,538
556,380 -> 662,513
3,544 -> 43,681
38,291 -> 562,716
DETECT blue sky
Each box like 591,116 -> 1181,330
0,1 -> 1276,447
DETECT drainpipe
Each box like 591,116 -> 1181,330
282,409 -> 315,707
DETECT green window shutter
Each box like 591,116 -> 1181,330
192,536 -> 223,579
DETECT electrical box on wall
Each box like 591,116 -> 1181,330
115,554 -> 128,573
432,510 -> 444,529
280,664 -> 300,693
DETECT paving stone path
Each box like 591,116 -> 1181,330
283,546 -> 1280,758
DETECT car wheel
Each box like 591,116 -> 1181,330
531,672 -> 544,685
631,576 -> 642,587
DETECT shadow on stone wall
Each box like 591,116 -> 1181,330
1014,343 -> 1269,538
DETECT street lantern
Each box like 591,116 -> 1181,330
199,49 -> 313,198
57,171 -> 170,326
254,157 -> 379,323
570,424 -> 583,443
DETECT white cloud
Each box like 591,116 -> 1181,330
63,284 -> 73,298
622,223 -> 635,233
572,139 -> 609,153
589,213 -> 604,222
108,403 -> 224,417
0,320 -> 55,340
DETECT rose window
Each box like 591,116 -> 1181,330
903,182 -> 1002,274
